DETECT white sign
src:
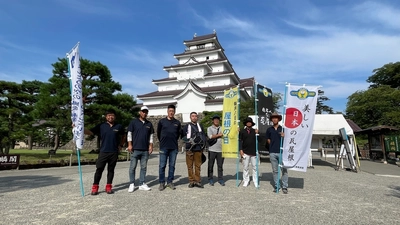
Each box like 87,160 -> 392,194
282,85 -> 319,172
67,43 -> 84,149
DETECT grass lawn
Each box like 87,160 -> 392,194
9,149 -> 129,165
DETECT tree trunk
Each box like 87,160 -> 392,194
28,135 -> 33,150
53,133 -> 60,151
5,143 -> 11,154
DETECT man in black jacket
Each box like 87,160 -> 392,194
239,117 -> 259,188
182,112 -> 206,188
157,105 -> 181,191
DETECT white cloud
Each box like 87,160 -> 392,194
353,1 -> 400,30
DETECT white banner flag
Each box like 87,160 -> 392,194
282,84 -> 319,172
67,43 -> 84,149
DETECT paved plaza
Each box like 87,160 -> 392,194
0,153 -> 399,225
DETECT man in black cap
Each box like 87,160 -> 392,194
84,109 -> 125,195
266,112 -> 288,194
207,115 -> 225,186
239,117 -> 259,188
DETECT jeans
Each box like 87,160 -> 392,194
159,148 -> 178,184
129,150 -> 149,185
270,153 -> 288,189
242,154 -> 258,186
186,151 -> 202,183
94,152 -> 118,185
208,151 -> 224,181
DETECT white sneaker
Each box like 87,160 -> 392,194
254,181 -> 259,188
139,183 -> 151,191
128,183 -> 135,193
243,181 -> 249,187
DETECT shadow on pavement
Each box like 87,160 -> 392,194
388,185 -> 400,198
311,159 -> 336,168
0,175 -> 73,194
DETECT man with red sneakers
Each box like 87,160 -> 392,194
85,109 -> 125,195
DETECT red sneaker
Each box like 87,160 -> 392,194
105,184 -> 114,194
91,184 -> 99,195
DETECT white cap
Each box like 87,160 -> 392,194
140,106 -> 149,111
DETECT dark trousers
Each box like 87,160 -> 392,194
186,151 -> 202,183
93,152 -> 118,185
208,151 -> 224,181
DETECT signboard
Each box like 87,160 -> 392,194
384,135 -> 400,152
0,154 -> 20,167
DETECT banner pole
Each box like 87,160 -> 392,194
76,148 -> 85,197
236,84 -> 241,187
67,43 -> 85,197
254,81 -> 259,189
277,83 -> 289,193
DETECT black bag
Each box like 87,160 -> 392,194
265,141 -> 269,150
208,138 -> 217,147
207,128 -> 219,147
201,153 -> 207,164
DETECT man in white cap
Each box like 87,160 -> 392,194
127,106 -> 154,192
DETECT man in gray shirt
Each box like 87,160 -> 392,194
207,115 -> 225,186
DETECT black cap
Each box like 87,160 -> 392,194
211,115 -> 220,120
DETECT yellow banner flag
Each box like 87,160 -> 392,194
222,87 -> 239,158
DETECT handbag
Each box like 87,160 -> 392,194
207,127 -> 220,147
201,152 -> 207,164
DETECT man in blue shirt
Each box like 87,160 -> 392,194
266,113 -> 288,194
157,104 -> 182,191
127,106 -> 154,192
85,109 -> 125,195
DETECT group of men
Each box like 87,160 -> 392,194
85,105 -> 289,195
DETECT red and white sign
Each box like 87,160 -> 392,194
282,85 -> 319,172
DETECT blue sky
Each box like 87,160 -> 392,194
1,0 -> 400,113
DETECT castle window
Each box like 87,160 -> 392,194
196,44 -> 205,50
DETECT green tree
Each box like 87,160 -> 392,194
367,62 -> 400,88
200,111 -> 222,134
316,95 -> 334,114
346,62 -> 400,129
35,58 -> 136,151
0,81 -> 37,153
19,80 -> 44,150
346,85 -> 400,129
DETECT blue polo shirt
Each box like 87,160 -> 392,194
266,125 -> 283,154
157,117 -> 181,150
90,122 -> 124,153
127,118 -> 154,150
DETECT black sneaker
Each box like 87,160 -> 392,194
166,183 -> 176,190
188,183 -> 195,188
282,188 -> 288,194
159,183 -> 165,191
194,182 -> 204,188
272,188 -> 279,193
209,180 -> 214,186
218,180 -> 225,186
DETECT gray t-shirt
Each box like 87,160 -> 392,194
207,125 -> 222,152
